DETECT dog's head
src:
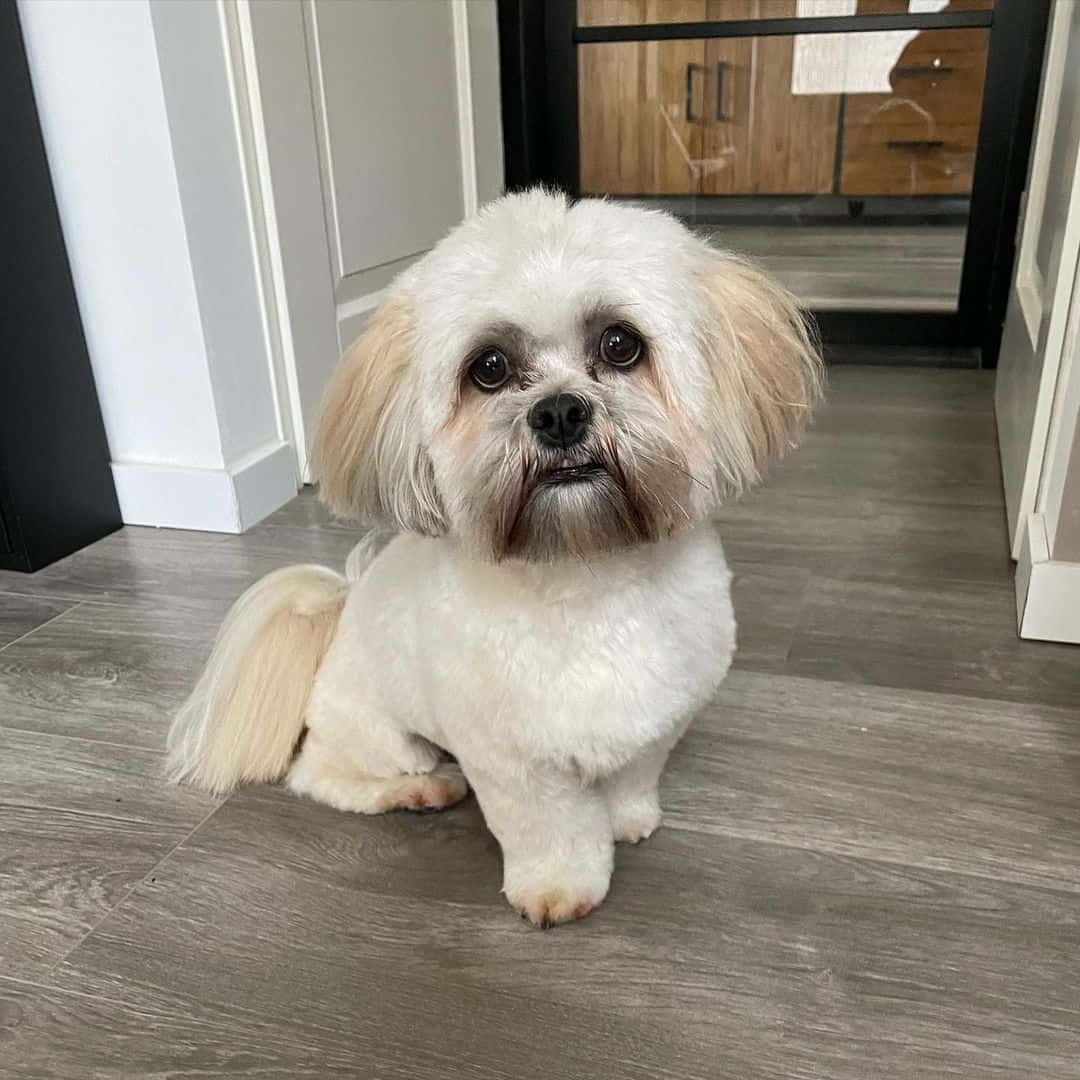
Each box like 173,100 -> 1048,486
314,191 -> 822,561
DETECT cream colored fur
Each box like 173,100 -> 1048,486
168,191 -> 822,926
166,565 -> 347,794
696,252 -> 822,494
313,298 -> 444,534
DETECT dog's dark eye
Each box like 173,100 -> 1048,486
469,348 -> 510,391
599,325 -> 642,369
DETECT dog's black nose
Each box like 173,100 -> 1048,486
528,393 -> 592,449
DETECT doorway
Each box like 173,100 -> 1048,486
498,0 -> 1050,365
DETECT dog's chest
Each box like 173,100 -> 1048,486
396,529 -> 736,776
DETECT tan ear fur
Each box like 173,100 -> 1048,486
312,296 -> 444,532
697,251 -> 824,494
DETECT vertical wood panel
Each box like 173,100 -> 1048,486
579,2 -> 706,195
701,0 -> 757,194
748,1 -> 839,195
840,28 -> 989,196
580,0 -> 840,196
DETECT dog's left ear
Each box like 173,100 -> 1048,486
312,294 -> 445,533
695,247 -> 824,494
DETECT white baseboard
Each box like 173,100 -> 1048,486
230,440 -> 300,530
1015,512 -> 1080,644
111,439 -> 298,533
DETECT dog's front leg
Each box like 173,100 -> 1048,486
602,737 -> 679,845
466,764 -> 614,927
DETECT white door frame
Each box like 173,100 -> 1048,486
997,0 -> 1080,558
219,0 -> 489,481
1015,254 -> 1080,644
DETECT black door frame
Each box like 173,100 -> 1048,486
1,4 -> 122,570
497,0 -> 1050,367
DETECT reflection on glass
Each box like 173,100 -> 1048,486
578,16 -> 989,312
576,0 -> 994,28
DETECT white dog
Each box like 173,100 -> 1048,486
167,190 -> 821,926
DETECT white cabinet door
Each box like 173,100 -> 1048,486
308,1 -> 464,292
995,0 -> 1080,556
233,0 -> 502,478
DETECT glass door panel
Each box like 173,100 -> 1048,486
579,36 -> 707,195
577,23 -> 990,312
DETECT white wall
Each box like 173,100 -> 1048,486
20,0 -> 503,528
18,0 -> 223,472
466,0 -> 506,208
240,0 -> 505,467
149,0 -> 283,467
19,0 -> 296,531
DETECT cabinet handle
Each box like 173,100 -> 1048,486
887,139 -> 945,150
892,64 -> 955,78
684,63 -> 704,124
716,61 -> 730,121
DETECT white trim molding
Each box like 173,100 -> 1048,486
1015,512 -> 1080,644
1037,246 -> 1080,548
336,289 -> 386,354
221,0 -> 304,473
1001,0 -> 1080,558
112,440 -> 298,533
226,0 -> 342,484
452,0 -> 479,218
336,287 -> 386,325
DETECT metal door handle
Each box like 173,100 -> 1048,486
716,61 -> 730,121
685,63 -> 704,124
892,65 -> 955,78
887,139 -> 945,150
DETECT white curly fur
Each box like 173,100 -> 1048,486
168,191 -> 822,927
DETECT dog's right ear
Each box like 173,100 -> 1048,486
312,295 -> 445,534
694,248 -> 823,496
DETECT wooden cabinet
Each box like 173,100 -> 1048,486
840,27 -> 990,196
576,0 -> 989,199
702,0 -> 839,195
578,1 -> 708,195
578,0 -> 840,196
698,1 -> 757,195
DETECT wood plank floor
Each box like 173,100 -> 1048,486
2,367 -> 1079,1078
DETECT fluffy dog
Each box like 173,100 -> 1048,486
167,190 -> 821,926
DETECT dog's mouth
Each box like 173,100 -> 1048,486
537,460 -> 606,486
499,439 -> 669,561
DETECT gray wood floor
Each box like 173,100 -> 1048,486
2,367 -> 1078,1079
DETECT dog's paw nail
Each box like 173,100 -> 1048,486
509,885 -> 604,927
612,804 -> 662,845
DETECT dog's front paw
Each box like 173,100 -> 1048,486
610,795 -> 662,844
504,865 -> 611,929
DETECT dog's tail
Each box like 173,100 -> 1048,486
166,565 -> 348,794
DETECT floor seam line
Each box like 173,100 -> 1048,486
0,600 -> 86,655
659,818 -> 1080,897
0,723 -> 178,754
0,799 -> 217,829
39,797 -> 230,978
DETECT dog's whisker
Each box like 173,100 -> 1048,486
656,456 -> 711,491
